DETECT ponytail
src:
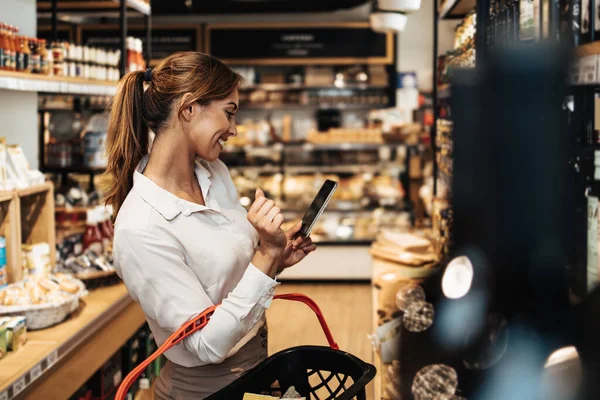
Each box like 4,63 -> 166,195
105,70 -> 149,217
104,52 -> 241,217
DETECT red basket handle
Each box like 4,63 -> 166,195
115,293 -> 339,400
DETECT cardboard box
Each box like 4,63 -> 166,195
5,316 -> 26,351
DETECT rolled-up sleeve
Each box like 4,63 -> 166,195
114,228 -> 279,365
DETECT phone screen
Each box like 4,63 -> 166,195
298,180 -> 338,238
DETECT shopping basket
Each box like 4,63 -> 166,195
116,293 -> 376,400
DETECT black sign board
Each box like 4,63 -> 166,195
80,24 -> 201,65
206,23 -> 393,65
38,25 -> 74,42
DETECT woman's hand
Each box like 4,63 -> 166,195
278,221 -> 317,272
248,189 -> 287,277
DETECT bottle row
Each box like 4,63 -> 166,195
0,21 -> 146,81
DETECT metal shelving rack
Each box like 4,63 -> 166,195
36,0 -> 152,180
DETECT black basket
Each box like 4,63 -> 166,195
206,345 -> 376,400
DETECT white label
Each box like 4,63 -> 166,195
113,370 -> 122,387
47,350 -> 58,367
30,364 -> 42,381
583,0 -> 591,34
12,377 -> 25,396
582,56 -> 598,84
588,197 -> 599,293
0,390 -> 8,400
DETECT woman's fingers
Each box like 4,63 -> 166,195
270,214 -> 284,231
298,237 -> 313,249
265,206 -> 281,224
302,244 -> 317,254
248,194 -> 268,218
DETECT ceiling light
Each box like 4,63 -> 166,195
442,256 -> 474,299
370,12 -> 408,33
378,0 -> 422,12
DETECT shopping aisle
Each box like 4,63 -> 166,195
267,283 -> 374,400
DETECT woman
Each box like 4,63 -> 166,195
106,52 -> 316,399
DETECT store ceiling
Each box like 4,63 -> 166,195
151,0 -> 370,15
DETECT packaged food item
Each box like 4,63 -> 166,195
5,316 -> 27,351
0,318 -> 7,359
0,236 -> 6,288
2,285 -> 26,306
22,242 -> 52,276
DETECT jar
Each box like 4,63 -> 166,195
51,41 -> 64,63
39,39 -> 49,75
67,61 -> 75,77
30,39 -> 41,74
20,37 -> 30,73
76,62 -> 83,78
53,62 -> 63,76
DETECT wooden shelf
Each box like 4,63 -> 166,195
0,70 -> 117,96
0,284 -> 145,400
575,41 -> 600,57
240,83 -> 388,91
41,165 -> 106,174
16,182 -> 54,198
241,103 -> 386,110
37,0 -> 151,16
438,0 -> 476,19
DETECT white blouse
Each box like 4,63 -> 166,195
113,156 -> 279,368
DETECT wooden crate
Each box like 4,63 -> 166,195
17,182 -> 56,281
0,190 -> 21,283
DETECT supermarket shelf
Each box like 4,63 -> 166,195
285,164 -> 383,174
240,83 -> 388,91
575,41 -> 600,57
287,143 -> 387,151
240,103 -> 386,110
17,182 -> 54,197
0,284 -> 145,400
228,165 -> 282,174
0,70 -> 117,96
438,0 -> 476,19
37,0 -> 151,16
224,143 -> 397,153
315,239 -> 373,246
42,165 -> 106,174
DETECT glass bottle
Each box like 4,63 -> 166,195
6,25 -> 15,71
30,38 -> 41,74
39,39 -> 49,75
20,36 -> 30,73
0,24 -> 7,70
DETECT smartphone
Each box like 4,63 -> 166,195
297,179 -> 338,238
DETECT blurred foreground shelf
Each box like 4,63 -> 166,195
0,284 -> 144,400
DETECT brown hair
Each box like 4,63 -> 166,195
104,52 -> 242,216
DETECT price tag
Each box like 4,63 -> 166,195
0,390 -> 8,400
30,364 -> 42,381
582,56 -> 598,84
46,350 -> 58,367
12,377 -> 25,396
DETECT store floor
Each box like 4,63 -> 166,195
267,282 -> 373,400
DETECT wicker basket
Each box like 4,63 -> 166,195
0,280 -> 87,330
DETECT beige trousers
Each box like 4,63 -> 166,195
153,330 -> 268,400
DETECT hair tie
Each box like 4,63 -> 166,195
144,68 -> 153,82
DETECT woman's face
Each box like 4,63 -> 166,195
183,89 -> 239,162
